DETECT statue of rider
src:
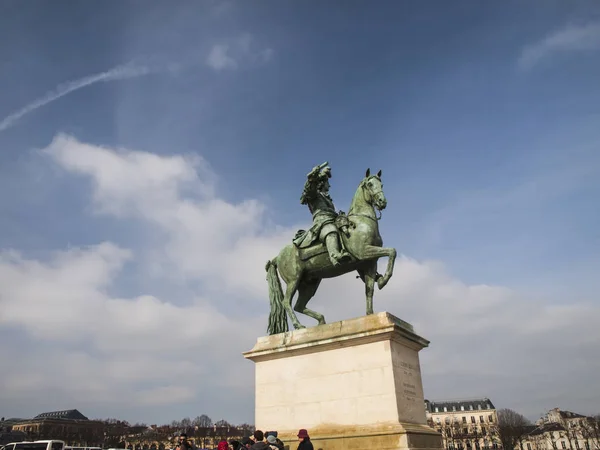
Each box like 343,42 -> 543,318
293,162 -> 351,266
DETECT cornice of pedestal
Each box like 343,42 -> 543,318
243,311 -> 430,362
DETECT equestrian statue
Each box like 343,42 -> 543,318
266,162 -> 398,335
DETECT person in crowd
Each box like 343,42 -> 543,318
241,437 -> 253,449
229,440 -> 243,450
264,432 -> 284,450
266,435 -> 280,450
297,429 -> 313,450
217,440 -> 228,450
179,433 -> 194,450
250,430 -> 269,450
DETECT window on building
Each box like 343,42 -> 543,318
482,429 -> 487,436
463,417 -> 467,424
453,406 -> 457,412
527,444 -> 531,450
477,404 -> 481,410
480,416 -> 484,423
585,442 -> 590,450
444,407 -> 448,412
462,406 -> 465,411
489,415 -> 493,423
476,443 -> 481,450
467,442 -> 472,448
470,405 -> 474,410
562,442 -> 566,449
436,407 -> 439,412
464,428 -> 469,435
575,441 -> 580,449
472,417 -> 476,424
493,444 -> 498,449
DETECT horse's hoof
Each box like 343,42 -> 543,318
378,278 -> 388,290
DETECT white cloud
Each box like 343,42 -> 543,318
518,21 -> 600,70
1,134 -> 599,423
43,133 -> 290,298
206,34 -> 273,71
0,241 -> 261,416
206,44 -> 238,71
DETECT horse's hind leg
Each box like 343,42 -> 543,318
358,262 -> 377,315
283,278 -> 305,329
294,279 -> 325,325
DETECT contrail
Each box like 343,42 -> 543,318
0,62 -> 154,132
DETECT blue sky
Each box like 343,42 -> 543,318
1,1 -> 599,425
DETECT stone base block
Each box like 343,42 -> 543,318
277,423 -> 442,450
243,312 -> 443,450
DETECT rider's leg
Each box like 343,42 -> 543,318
319,223 -> 350,265
324,232 -> 350,266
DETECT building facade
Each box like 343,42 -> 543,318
520,408 -> 600,450
10,410 -> 104,446
0,418 -> 27,445
425,398 -> 502,450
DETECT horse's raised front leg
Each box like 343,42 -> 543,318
293,280 -> 325,325
360,245 -> 397,290
283,278 -> 304,329
358,263 -> 377,315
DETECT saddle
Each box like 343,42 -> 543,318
294,211 -> 353,261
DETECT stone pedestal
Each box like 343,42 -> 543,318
243,312 -> 443,450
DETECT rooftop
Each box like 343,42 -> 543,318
559,410 -> 586,420
425,398 -> 495,413
528,423 -> 566,436
33,409 -> 89,421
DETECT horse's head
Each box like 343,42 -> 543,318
362,168 -> 387,211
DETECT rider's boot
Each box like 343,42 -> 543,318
325,233 -> 351,266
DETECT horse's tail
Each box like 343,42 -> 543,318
266,258 -> 288,335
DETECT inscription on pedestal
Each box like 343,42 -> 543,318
390,342 -> 426,424
400,361 -> 421,402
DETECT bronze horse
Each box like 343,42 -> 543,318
266,169 -> 397,334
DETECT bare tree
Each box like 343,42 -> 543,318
435,417 -> 468,449
179,417 -> 193,433
192,415 -> 213,428
497,409 -> 532,450
214,420 -> 231,428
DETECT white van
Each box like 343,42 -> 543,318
66,447 -> 102,450
14,441 -> 65,450
1,443 -> 21,450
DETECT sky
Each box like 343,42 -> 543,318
0,0 -> 599,426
